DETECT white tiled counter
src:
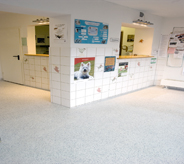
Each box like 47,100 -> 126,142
116,57 -> 156,94
68,57 -> 156,107
23,54 -> 50,90
49,46 -> 157,107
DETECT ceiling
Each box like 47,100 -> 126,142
0,0 -> 184,18
105,0 -> 184,18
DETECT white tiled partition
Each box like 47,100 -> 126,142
154,57 -> 167,86
49,47 -> 71,106
48,15 -> 158,108
68,47 -> 156,108
23,55 -> 50,90
70,47 -> 118,107
49,46 -> 156,108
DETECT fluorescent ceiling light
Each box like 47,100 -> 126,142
32,18 -> 49,24
133,12 -> 153,26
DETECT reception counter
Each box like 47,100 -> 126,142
118,55 -> 154,59
24,54 -> 49,57
23,54 -> 50,90
116,55 -> 157,93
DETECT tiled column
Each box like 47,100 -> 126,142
49,15 -> 71,107
69,47 -> 120,108
49,47 -> 61,104
49,47 -> 71,107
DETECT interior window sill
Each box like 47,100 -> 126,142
24,54 -> 49,57
118,55 -> 154,59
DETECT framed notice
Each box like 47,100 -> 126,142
104,56 -> 116,72
74,19 -> 108,44
74,57 -> 95,80
127,35 -> 134,42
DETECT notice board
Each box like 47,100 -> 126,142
74,19 -> 108,44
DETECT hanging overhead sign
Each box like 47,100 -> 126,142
74,19 -> 108,44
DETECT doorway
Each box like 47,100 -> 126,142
0,28 -> 23,84
119,26 -> 135,56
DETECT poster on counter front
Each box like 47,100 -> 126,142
74,19 -> 108,44
54,24 -> 67,42
104,56 -> 116,72
74,57 -> 95,80
118,62 -> 128,77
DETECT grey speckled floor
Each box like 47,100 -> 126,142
0,80 -> 184,164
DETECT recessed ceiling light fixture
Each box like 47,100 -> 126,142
32,18 -> 49,24
133,12 -> 153,27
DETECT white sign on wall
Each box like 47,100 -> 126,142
54,24 -> 67,43
110,38 -> 119,42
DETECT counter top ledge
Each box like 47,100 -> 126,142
24,54 -> 49,57
118,55 -> 154,59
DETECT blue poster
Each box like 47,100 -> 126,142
74,19 -> 108,44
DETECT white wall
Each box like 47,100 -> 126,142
0,12 -> 44,54
154,17 -> 184,85
0,1 -> 164,61
0,1 -> 164,107
0,12 -> 43,28
134,28 -> 154,55
0,12 -> 44,81
27,26 -> 36,54
0,1 -> 163,52
67,2 -> 163,61
48,1 -> 163,107
161,17 -> 184,35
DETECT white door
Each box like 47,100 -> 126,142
0,28 -> 23,84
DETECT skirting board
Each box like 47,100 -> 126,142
161,79 -> 184,89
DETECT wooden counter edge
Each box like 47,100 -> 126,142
24,54 -> 49,57
117,55 -> 154,59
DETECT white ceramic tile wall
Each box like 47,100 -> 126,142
23,56 -> 50,90
49,46 -> 156,108
68,47 -> 157,108
49,47 -> 71,107
154,57 -> 167,85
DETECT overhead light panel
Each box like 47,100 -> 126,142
133,12 -> 153,26
32,18 -> 49,24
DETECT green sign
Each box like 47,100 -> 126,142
151,58 -> 156,64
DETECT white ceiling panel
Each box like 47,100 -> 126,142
0,0 -> 184,18
105,0 -> 184,18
